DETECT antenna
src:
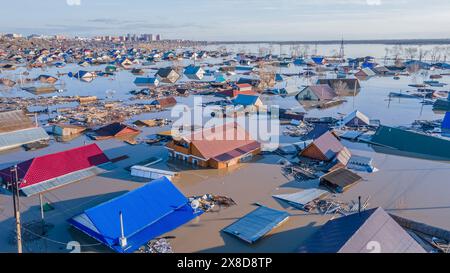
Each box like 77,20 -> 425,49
119,211 -> 127,248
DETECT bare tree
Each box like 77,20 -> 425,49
404,47 -> 418,60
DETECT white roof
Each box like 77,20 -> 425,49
342,110 -> 370,126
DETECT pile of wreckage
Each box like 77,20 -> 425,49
189,194 -> 237,213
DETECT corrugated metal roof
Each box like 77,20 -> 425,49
0,110 -> 35,133
371,125 -> 450,160
68,177 -> 202,253
0,127 -> 49,151
21,163 -> 114,196
273,189 -> 328,210
297,207 -> 426,253
232,94 -> 260,106
342,110 -> 370,127
184,123 -> 259,160
222,206 -> 289,244
0,143 -> 109,190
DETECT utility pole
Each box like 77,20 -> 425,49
10,165 -> 23,253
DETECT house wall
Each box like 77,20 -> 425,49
300,144 -> 327,161
297,88 -> 319,101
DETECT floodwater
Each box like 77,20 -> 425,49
0,43 -> 450,253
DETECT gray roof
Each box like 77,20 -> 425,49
21,162 -> 114,196
297,207 -> 426,253
0,127 -> 49,151
222,206 -> 290,244
0,110 -> 34,133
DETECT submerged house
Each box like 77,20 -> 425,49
341,110 -> 370,127
151,96 -> 177,109
319,167 -> 362,193
52,123 -> 86,136
299,131 -> 345,162
0,110 -> 49,152
297,207 -> 426,253
90,123 -> 141,140
370,125 -> 450,160
354,67 -> 376,78
69,177 -> 202,253
37,74 -> 58,84
156,67 -> 181,84
296,85 -> 337,102
134,77 -> 159,87
0,144 -> 112,196
317,78 -> 361,94
166,122 -> 261,169
232,94 -> 264,110
184,66 -> 205,80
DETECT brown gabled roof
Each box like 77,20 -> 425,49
153,97 -> 177,108
0,110 -> 35,133
304,85 -> 337,101
184,122 -> 259,160
300,131 -> 344,161
320,168 -> 362,190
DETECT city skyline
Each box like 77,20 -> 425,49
1,0 -> 450,41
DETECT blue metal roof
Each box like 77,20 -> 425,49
184,66 -> 201,75
69,177 -> 201,253
232,94 -> 260,106
442,112 -> 450,130
134,77 -> 158,85
222,206 -> 289,244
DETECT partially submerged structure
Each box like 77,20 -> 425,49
341,110 -> 371,127
156,68 -> 181,83
69,177 -> 201,253
90,123 -> 141,141
134,77 -> 159,87
222,205 -> 289,244
370,125 -> 450,160
273,189 -> 328,211
317,78 -> 361,94
297,207 -> 426,253
319,167 -> 362,193
52,123 -> 86,136
150,97 -> 177,109
0,110 -> 49,152
166,123 -> 261,169
299,131 -> 347,162
296,85 -> 337,102
0,144 -> 112,196
184,66 -> 205,80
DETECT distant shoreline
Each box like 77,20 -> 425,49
207,39 -> 450,45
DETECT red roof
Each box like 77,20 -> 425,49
0,144 -> 110,189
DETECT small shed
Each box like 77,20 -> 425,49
222,206 -> 290,244
319,168 -> 362,193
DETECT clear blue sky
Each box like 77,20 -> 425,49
1,0 -> 450,40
